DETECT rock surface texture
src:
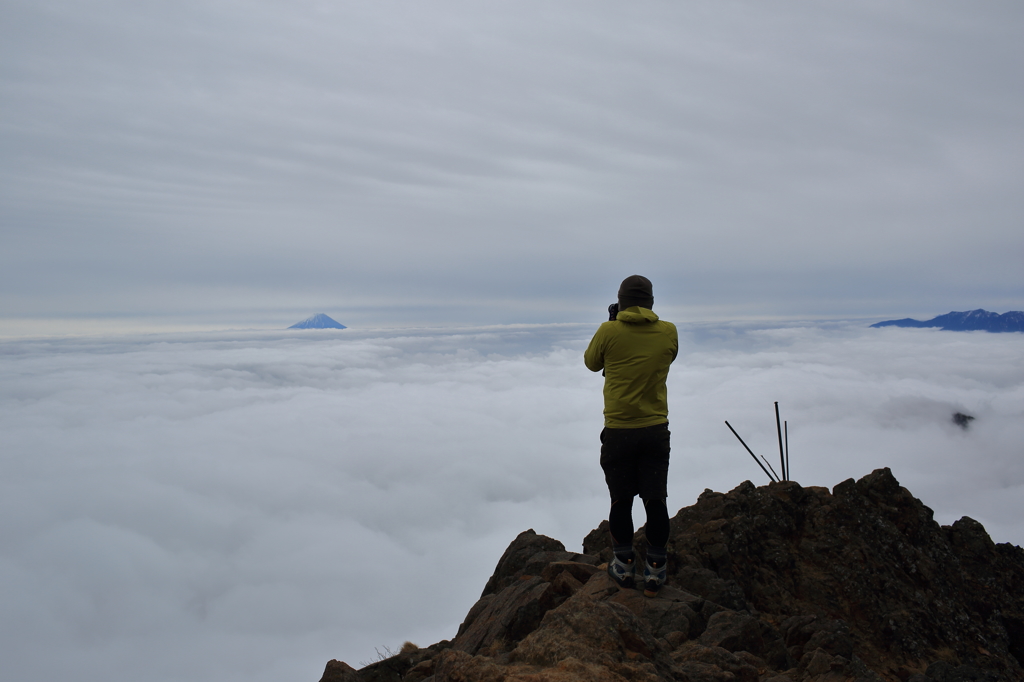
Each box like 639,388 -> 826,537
320,468 -> 1024,681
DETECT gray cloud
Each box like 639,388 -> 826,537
2,1 -> 1022,330
1,322 -> 1021,681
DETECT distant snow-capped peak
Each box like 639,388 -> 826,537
288,313 -> 347,329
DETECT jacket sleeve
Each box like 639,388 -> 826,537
583,326 -> 606,372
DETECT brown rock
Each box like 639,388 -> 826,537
605,584 -> 701,640
673,642 -> 759,682
433,649 -> 637,682
661,468 -> 1024,677
431,650 -> 505,682
782,616 -> 853,662
401,658 -> 433,681
318,468 -> 1024,682
453,576 -> 556,655
512,590 -> 660,666
319,659 -> 359,682
697,611 -> 764,654
480,529 -> 566,597
540,560 -> 601,584
802,648 -> 834,676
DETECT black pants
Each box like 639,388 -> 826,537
600,423 -> 670,548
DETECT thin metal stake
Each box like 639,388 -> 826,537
774,401 -> 786,482
784,420 -> 790,482
760,453 -> 781,483
725,421 -> 778,483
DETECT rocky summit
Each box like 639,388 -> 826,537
319,468 -> 1024,681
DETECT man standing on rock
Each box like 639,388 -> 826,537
584,275 -> 678,596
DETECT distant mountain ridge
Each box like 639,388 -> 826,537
288,313 -> 347,330
871,309 -> 1024,332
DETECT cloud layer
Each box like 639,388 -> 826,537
1,323 -> 1021,681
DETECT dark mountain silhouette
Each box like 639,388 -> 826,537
288,313 -> 347,329
320,468 -> 1024,682
871,310 -> 1024,332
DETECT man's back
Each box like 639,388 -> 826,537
584,306 -> 678,429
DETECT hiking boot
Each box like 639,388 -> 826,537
607,554 -> 635,589
643,559 -> 666,597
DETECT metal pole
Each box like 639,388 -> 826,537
774,402 -> 786,481
760,453 -> 781,483
725,421 -> 778,482
784,420 -> 790,482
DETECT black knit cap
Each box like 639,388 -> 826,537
618,275 -> 654,310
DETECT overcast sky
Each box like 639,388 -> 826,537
2,0 -> 1022,334
2,323 -> 1022,682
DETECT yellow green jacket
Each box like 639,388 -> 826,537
584,307 -> 678,428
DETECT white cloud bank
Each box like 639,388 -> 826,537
1,323 -> 1021,681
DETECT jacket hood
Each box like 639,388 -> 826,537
616,307 -> 659,323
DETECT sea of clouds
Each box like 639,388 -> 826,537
1,322 -> 1022,682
